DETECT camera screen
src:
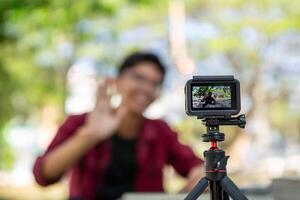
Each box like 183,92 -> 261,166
191,85 -> 233,110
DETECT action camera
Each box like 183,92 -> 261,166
185,75 -> 241,119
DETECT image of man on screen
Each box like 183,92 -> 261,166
201,92 -> 216,108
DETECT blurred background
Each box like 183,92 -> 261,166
0,0 -> 299,199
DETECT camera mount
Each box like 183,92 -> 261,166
201,114 -> 246,142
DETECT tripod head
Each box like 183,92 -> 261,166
200,114 -> 246,142
200,114 -> 247,182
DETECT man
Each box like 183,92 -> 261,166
201,92 -> 216,108
33,52 -> 204,200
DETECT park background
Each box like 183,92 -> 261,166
0,0 -> 299,199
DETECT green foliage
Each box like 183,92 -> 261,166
0,61 -> 17,169
0,63 -> 15,127
0,0 -> 168,169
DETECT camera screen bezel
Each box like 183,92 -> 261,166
185,76 -> 241,118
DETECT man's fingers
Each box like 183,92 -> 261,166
115,105 -> 128,122
106,78 -> 117,98
181,178 -> 198,192
96,79 -> 109,103
95,78 -> 116,110
181,165 -> 205,192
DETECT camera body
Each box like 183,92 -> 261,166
185,75 -> 241,119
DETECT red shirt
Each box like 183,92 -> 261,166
33,113 -> 203,200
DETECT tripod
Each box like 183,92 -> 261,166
185,115 -> 248,200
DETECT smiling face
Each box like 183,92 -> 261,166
116,62 -> 164,116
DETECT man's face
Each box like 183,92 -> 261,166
116,62 -> 164,116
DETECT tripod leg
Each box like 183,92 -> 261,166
210,181 -> 222,200
219,176 -> 248,200
209,181 -> 229,200
222,188 -> 229,200
184,177 -> 209,200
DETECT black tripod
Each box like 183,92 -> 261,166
185,115 -> 249,200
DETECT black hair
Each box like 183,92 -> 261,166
118,51 -> 166,80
